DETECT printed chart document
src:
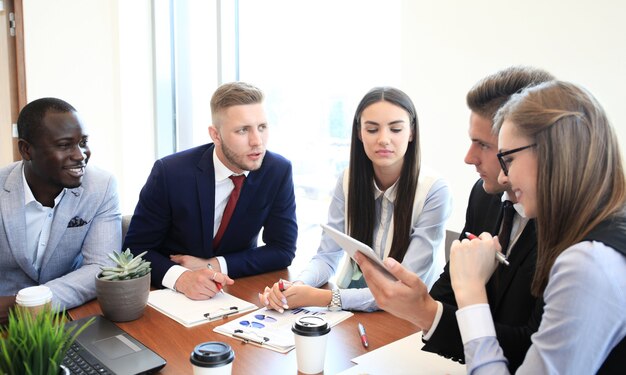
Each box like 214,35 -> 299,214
337,332 -> 465,375
214,306 -> 353,353
148,289 -> 257,327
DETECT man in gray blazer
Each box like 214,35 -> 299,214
0,98 -> 121,321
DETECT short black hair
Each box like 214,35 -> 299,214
17,97 -> 77,143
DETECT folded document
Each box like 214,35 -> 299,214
148,289 -> 257,327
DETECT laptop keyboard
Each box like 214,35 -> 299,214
63,342 -> 113,375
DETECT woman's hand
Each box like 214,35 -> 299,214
258,281 -> 330,313
355,253 -> 436,330
449,233 -> 500,308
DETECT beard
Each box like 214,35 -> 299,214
221,141 -> 265,172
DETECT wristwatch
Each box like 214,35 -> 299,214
327,289 -> 342,311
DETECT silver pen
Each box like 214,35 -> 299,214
465,232 -> 510,266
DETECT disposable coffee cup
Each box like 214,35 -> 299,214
15,285 -> 53,317
292,315 -> 331,374
190,341 -> 235,375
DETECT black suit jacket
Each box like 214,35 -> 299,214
423,179 -> 542,372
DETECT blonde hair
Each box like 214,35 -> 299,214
210,82 -> 264,125
494,81 -> 626,296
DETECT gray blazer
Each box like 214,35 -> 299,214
0,161 -> 121,309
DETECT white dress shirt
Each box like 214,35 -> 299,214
22,166 -> 65,271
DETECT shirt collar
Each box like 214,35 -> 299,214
373,178 -> 399,202
21,164 -> 66,207
212,148 -> 249,182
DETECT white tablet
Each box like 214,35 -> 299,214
320,223 -> 396,280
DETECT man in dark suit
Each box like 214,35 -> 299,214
356,67 -> 553,372
124,82 -> 297,300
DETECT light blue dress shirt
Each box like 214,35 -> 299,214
457,241 -> 626,374
296,172 -> 452,311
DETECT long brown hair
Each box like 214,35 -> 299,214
347,87 -> 420,261
494,81 -> 626,296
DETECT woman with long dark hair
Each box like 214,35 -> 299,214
260,87 -> 451,312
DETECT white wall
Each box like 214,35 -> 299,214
21,0 -> 626,230
401,0 -> 626,230
23,0 -> 155,215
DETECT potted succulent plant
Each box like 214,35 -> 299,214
96,249 -> 151,322
0,306 -> 93,375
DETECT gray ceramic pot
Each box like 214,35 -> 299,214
95,272 -> 150,322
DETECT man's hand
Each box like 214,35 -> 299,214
174,269 -> 234,300
355,252 -> 438,330
170,254 -> 213,271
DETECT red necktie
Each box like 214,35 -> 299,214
213,175 -> 245,248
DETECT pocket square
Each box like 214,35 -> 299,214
68,216 -> 89,228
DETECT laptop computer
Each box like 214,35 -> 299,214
64,315 -> 166,375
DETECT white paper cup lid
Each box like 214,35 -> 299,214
16,285 -> 53,307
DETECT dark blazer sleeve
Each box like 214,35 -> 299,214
423,180 -> 541,372
124,158 -> 179,285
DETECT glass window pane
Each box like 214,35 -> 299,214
237,0 -> 403,266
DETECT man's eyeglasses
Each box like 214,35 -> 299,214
497,144 -> 536,176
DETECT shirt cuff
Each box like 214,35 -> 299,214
422,301 -> 443,341
456,303 -> 496,344
162,264 -> 189,290
216,256 -> 228,275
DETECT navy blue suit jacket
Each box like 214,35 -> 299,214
124,143 -> 298,285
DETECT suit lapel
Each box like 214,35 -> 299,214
1,164 -> 38,280
196,146 -> 217,253
43,187 -> 83,268
491,220 -> 537,310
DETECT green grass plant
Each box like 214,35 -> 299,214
0,306 -> 93,375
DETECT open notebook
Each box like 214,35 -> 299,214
148,289 -> 257,327
214,306 -> 352,353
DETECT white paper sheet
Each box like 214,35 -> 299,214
338,332 -> 466,375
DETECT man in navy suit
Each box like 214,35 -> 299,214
356,67 -> 553,372
124,82 -> 297,300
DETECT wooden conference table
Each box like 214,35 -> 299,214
69,268 -> 420,375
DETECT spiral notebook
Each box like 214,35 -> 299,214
214,306 -> 353,353
148,289 -> 257,327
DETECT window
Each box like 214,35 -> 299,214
154,0 -> 403,266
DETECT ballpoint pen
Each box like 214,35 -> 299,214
358,322 -> 369,348
278,279 -> 292,292
208,263 -> 225,293
464,232 -> 510,266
